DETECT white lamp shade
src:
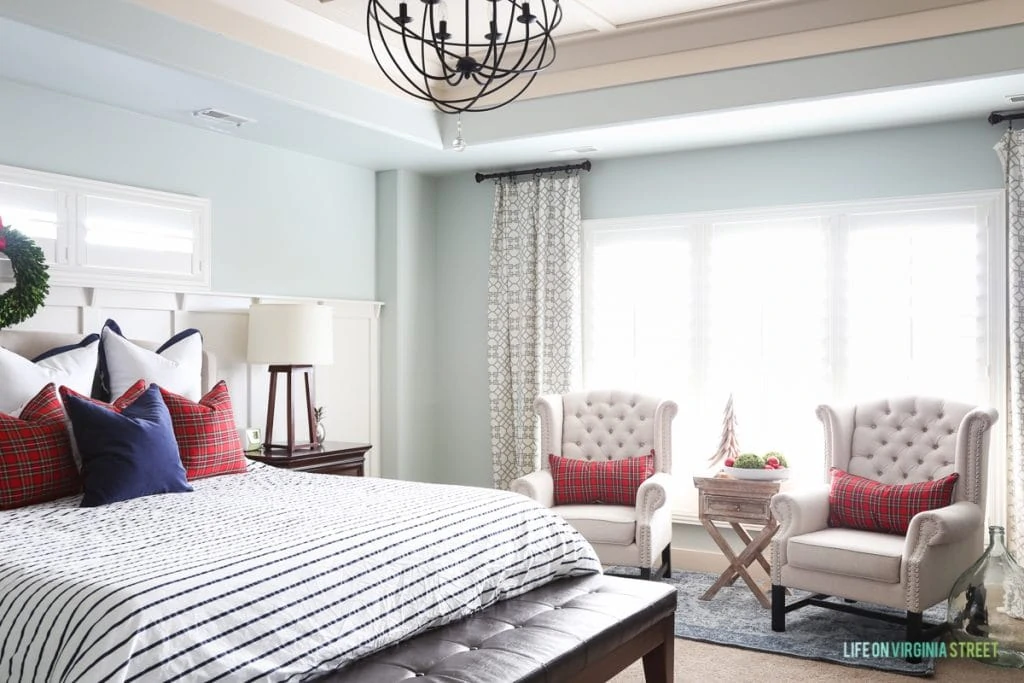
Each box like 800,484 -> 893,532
247,303 -> 334,365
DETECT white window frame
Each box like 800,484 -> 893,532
582,190 -> 1006,525
0,163 -> 211,291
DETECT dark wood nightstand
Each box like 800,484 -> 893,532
247,441 -> 372,477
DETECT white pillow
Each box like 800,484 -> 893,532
0,336 -> 100,415
100,321 -> 203,401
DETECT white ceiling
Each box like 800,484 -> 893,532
567,0 -> 757,26
0,0 -> 1021,174
302,0 -> 763,39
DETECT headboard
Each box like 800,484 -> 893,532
0,330 -> 218,394
0,287 -> 381,476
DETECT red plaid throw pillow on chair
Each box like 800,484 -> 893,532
549,450 -> 655,506
827,467 -> 959,535
0,384 -> 80,509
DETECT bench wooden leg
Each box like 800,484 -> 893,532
641,615 -> 674,683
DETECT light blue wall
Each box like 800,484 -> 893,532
433,118 -> 1006,488
377,170 -> 437,482
0,78 -> 376,299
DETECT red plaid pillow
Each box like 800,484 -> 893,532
154,381 -> 245,480
0,384 -> 80,509
827,467 -> 959,535
549,450 -> 655,506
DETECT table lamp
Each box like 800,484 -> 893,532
247,303 -> 334,452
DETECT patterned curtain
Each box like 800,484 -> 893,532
488,173 -> 582,490
1002,128 -> 1024,560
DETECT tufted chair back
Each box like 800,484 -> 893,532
535,390 -> 677,474
816,397 -> 998,507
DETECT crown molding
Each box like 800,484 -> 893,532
525,0 -> 1024,100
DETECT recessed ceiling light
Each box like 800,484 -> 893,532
1007,94 -> 1024,104
549,145 -> 598,156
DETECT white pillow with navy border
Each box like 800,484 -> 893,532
0,334 -> 100,415
99,320 -> 203,402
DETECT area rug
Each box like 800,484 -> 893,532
606,568 -> 946,676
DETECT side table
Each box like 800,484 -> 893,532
693,475 -> 782,609
247,441 -> 372,477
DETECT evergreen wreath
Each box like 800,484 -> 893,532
0,218 -> 50,329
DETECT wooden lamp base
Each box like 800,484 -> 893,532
264,364 -> 318,453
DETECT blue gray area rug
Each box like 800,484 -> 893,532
606,568 -> 945,676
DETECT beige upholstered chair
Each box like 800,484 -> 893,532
511,390 -> 678,579
770,397 -> 997,647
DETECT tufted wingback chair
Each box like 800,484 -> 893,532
770,397 -> 997,646
511,390 -> 678,579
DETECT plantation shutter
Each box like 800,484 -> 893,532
842,205 -> 989,404
704,217 -> 831,484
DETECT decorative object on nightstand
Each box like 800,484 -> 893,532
946,525 -> 1024,667
246,303 -> 334,453
243,428 -> 263,452
693,474 -> 781,609
314,406 -> 326,445
247,441 -> 371,477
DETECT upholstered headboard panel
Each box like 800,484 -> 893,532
0,330 -> 217,394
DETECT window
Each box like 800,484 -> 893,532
582,192 -> 1003,521
0,164 -> 210,290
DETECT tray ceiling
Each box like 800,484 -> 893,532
298,0 -> 766,38
1,0 -> 1021,172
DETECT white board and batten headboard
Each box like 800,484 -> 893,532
4,284 -> 383,477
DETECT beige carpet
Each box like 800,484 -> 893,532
610,638 -> 1022,682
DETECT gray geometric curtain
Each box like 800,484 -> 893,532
488,173 -> 582,490
1001,128 -> 1024,562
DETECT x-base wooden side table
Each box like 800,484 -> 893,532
693,475 -> 783,609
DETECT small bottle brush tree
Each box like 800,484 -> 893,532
708,394 -> 740,469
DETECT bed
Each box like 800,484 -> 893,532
0,330 -> 671,682
0,461 -> 601,681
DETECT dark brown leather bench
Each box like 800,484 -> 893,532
319,574 -> 677,682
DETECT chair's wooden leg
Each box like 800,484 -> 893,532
662,544 -> 672,577
906,611 -> 923,663
641,615 -> 674,683
640,567 -> 652,580
771,585 -> 786,632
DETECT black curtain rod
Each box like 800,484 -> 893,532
475,160 -> 591,183
989,109 -> 1024,125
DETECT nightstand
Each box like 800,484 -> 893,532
247,441 -> 372,477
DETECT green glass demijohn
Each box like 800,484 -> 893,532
946,526 -> 1024,667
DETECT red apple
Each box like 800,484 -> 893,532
725,457 -> 735,467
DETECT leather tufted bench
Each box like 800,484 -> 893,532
317,574 -> 677,682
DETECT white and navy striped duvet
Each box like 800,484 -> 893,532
0,463 -> 601,682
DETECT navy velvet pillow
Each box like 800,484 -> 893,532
61,383 -> 193,507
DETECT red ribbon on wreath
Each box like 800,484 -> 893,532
0,215 -> 6,251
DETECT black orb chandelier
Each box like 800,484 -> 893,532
364,1 -> 563,114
